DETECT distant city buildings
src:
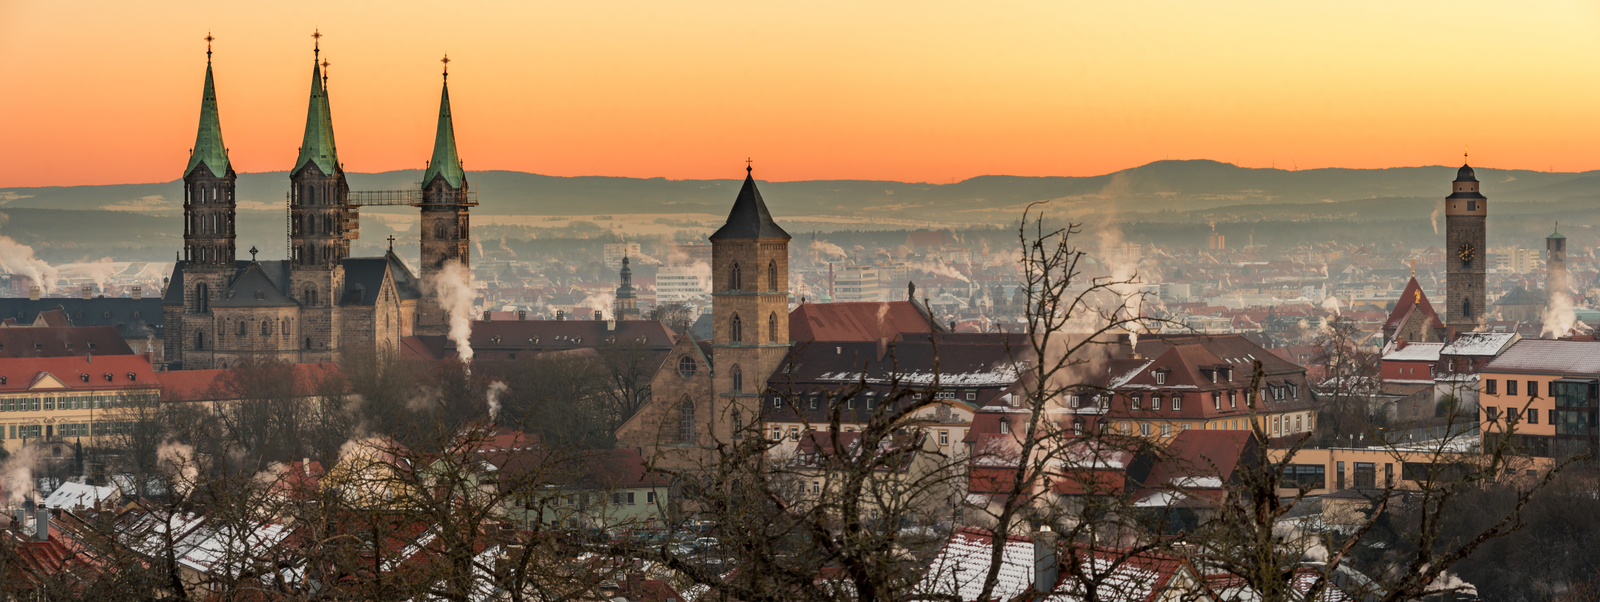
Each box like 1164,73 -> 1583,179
834,266 -> 880,302
604,243 -> 642,269
656,265 -> 710,302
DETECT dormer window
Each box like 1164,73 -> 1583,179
1219,367 -> 1232,381
1130,394 -> 1142,410
1153,371 -> 1167,385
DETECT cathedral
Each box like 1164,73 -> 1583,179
162,40 -> 473,370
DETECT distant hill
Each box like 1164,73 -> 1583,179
3,160 -> 1597,261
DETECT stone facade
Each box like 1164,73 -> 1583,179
615,333 -> 714,471
1445,165 -> 1487,332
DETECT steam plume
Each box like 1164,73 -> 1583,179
157,441 -> 199,497
1541,269 -> 1590,338
427,260 -> 476,363
0,236 -> 59,292
905,260 -> 970,283
1321,296 -> 1341,317
1,446 -> 38,505
486,381 -> 509,422
810,240 -> 847,260
1430,201 -> 1443,235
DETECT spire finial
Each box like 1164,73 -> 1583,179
1410,258 -> 1416,279
387,235 -> 396,252
321,57 -> 329,86
312,29 -> 321,57
1464,144 -> 1469,164
441,53 -> 450,81
249,245 -> 258,262
205,31 -> 214,63
746,157 -> 753,174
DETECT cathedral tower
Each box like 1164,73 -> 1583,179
710,165 -> 791,440
175,37 -> 236,363
1445,162 -> 1487,332
416,57 -> 472,337
288,40 -> 350,356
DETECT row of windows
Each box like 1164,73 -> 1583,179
1484,406 -> 1541,425
727,261 -> 781,292
725,313 -> 780,345
1484,379 -> 1541,397
0,421 -> 135,440
1126,394 -> 1183,412
0,393 -> 148,412
187,185 -> 233,205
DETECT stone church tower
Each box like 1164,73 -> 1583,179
710,165 -> 791,441
614,255 -> 640,319
1446,163 -> 1487,333
177,41 -> 236,352
288,47 -> 350,359
416,63 -> 472,337
1547,224 -> 1568,305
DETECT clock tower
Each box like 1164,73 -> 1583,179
1446,162 -> 1487,333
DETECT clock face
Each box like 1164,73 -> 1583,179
1458,242 -> 1476,262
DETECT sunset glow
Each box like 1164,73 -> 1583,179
4,0 -> 1600,187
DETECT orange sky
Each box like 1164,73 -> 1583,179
4,1 -> 1600,188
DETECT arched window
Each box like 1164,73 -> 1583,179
237,321 -> 247,336
435,223 -> 447,239
195,330 -> 206,350
678,398 -> 696,443
677,356 -> 697,378
304,288 -> 318,307
195,283 -> 209,313
261,320 -> 271,336
731,365 -> 743,392
730,313 -> 742,344
730,263 -> 742,291
768,260 -> 778,291
732,411 -> 744,440
1463,299 -> 1472,319
304,337 -> 312,350
281,319 -> 290,340
769,313 -> 779,343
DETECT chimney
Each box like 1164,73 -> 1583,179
132,286 -> 142,300
28,286 -> 39,301
828,263 -> 835,299
517,310 -> 526,321
557,310 -> 565,321
949,320 -> 957,331
607,319 -> 616,331
303,458 -> 312,477
483,310 -> 491,322
595,310 -> 604,322
13,506 -> 24,534
876,337 -> 888,361
35,505 -> 48,542
1033,525 -> 1059,594
81,285 -> 92,300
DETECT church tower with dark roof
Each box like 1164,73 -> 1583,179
288,40 -> 350,357
710,165 -> 792,444
614,255 -> 640,319
1445,162 -> 1487,333
416,58 -> 473,337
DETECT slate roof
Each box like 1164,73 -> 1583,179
1483,339 -> 1600,376
341,253 -> 422,306
0,298 -> 164,340
421,77 -> 466,190
1495,286 -> 1545,307
213,263 -> 297,308
709,168 -> 790,241
764,333 -> 1026,423
0,327 -> 134,358
1136,429 -> 1254,506
292,58 -> 340,177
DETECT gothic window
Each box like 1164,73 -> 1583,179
195,330 -> 206,350
195,283 -> 209,313
768,260 -> 778,291
730,314 -> 743,344
304,288 -> 318,307
730,263 -> 742,291
324,215 -> 334,234
731,365 -> 743,392
1463,299 -> 1472,319
769,313 -> 778,343
281,319 -> 290,340
261,320 -> 270,336
436,223 -> 447,239
237,321 -> 247,336
677,398 -> 696,443
732,411 -> 744,440
677,356 -> 697,378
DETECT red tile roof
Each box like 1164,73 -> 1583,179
789,301 -> 937,342
1384,277 -> 1445,331
155,362 -> 343,401
0,354 -> 157,393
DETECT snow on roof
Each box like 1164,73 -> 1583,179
42,481 -> 118,510
1108,360 -> 1154,389
1382,342 -> 1443,362
1485,339 -> 1600,375
1440,332 -> 1519,357
917,529 -> 1035,602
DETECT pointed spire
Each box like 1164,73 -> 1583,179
293,42 -> 340,176
422,55 -> 466,189
185,34 -> 230,179
710,161 -> 790,241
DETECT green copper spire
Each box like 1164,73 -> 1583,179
184,51 -> 230,179
292,58 -> 340,176
422,58 -> 465,189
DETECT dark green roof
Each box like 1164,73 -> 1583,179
1549,224 -> 1566,240
292,60 -> 340,176
422,78 -> 466,189
184,61 -> 230,179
